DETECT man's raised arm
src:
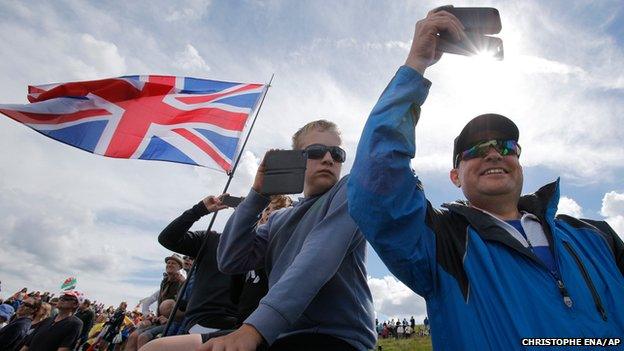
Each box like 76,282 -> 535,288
347,10 -> 465,297
217,156 -> 271,274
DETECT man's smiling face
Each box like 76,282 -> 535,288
451,141 -> 523,204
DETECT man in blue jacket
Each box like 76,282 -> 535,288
347,8 -> 624,351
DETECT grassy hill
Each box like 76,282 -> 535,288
377,336 -> 433,351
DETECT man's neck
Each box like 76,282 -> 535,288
469,199 -> 521,221
55,309 -> 74,322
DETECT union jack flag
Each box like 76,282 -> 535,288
0,75 -> 266,172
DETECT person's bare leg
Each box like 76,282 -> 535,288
124,330 -> 140,351
137,333 -> 152,350
139,334 -> 203,351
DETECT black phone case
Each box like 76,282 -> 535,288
447,7 -> 501,34
221,195 -> 244,207
261,150 -> 306,195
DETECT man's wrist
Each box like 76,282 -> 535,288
192,201 -> 211,216
241,323 -> 265,345
405,57 -> 427,76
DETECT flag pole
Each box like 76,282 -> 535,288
163,74 -> 274,336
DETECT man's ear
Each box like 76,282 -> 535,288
449,168 -> 461,188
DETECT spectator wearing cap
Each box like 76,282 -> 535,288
74,299 -> 95,350
21,291 -> 83,351
124,256 -> 185,351
160,254 -> 185,307
347,9 -> 624,350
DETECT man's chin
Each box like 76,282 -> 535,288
308,178 -> 338,196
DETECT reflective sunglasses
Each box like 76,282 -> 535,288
456,139 -> 521,167
304,144 -> 346,163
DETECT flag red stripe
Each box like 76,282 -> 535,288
0,108 -> 110,125
148,76 -> 176,87
164,108 -> 248,130
173,128 -> 231,171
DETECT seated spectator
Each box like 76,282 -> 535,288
205,120 -> 376,350
100,301 -> 128,350
405,325 -> 412,339
48,297 -> 59,319
140,195 -> 292,351
125,255 -> 185,351
21,291 -> 83,351
396,323 -> 404,339
0,297 -> 40,350
0,303 -> 15,328
75,299 -> 95,350
134,299 -> 177,349
83,314 -> 107,351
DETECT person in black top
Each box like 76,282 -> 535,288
22,291 -> 83,351
158,195 -> 240,334
0,297 -> 41,351
74,299 -> 95,350
140,194 -> 292,351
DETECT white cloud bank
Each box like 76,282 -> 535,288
174,44 -> 210,72
368,275 -> 426,321
557,196 -> 584,218
601,191 -> 624,240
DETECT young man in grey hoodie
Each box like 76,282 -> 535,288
201,120 -> 376,351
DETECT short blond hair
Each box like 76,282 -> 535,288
291,119 -> 341,149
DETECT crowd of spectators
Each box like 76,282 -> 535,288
0,193 -> 326,351
374,316 -> 430,340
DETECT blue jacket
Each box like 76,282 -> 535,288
347,66 -> 624,350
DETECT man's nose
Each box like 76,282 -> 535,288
483,147 -> 503,161
321,150 -> 334,165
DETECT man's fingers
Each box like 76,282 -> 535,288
431,10 -> 465,29
426,15 -> 464,42
427,5 -> 453,17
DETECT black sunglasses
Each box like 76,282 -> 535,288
22,302 -> 36,309
304,144 -> 346,163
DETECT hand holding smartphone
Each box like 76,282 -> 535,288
260,150 -> 307,195
220,194 -> 245,208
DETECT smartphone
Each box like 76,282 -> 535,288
446,7 -> 501,34
260,150 -> 307,195
221,194 -> 244,208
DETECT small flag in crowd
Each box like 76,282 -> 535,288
0,75 -> 266,172
61,276 -> 77,290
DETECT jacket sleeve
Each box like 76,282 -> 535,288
158,202 -> 210,257
243,180 -> 361,345
347,65 -> 437,297
217,189 -> 271,274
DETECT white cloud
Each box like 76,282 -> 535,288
174,44 -> 210,73
600,191 -> 624,240
164,0 -> 211,22
367,275 -> 426,321
557,196 -> 584,218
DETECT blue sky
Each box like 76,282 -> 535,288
0,0 -> 623,321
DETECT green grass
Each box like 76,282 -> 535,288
376,336 -> 433,351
